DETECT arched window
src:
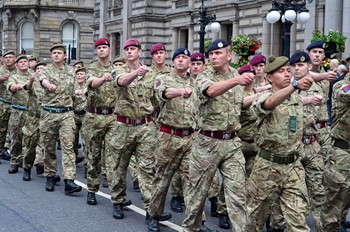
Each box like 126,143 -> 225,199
62,22 -> 78,60
20,22 -> 34,55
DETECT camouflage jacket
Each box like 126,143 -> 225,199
155,68 -> 198,129
27,77 -> 43,113
196,65 -> 244,132
237,90 -> 258,141
73,82 -> 87,112
7,72 -> 31,106
253,89 -> 304,155
0,66 -> 17,100
86,61 -> 116,108
38,63 -> 75,108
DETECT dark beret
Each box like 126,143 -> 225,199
34,61 -> 47,70
150,43 -> 166,55
75,67 -> 86,74
28,56 -> 39,62
306,40 -> 325,51
15,54 -> 28,63
289,51 -> 310,65
50,43 -> 66,52
238,64 -> 253,75
73,61 -> 84,67
94,38 -> 110,48
250,54 -> 266,65
124,38 -> 141,49
190,52 -> 205,62
207,39 -> 230,53
264,56 -> 289,74
113,56 -> 126,64
3,50 -> 15,57
172,48 -> 191,60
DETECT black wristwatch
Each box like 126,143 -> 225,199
291,79 -> 299,90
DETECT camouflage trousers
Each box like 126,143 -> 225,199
182,135 -> 246,232
320,142 -> 350,232
0,102 -> 11,150
242,140 -> 259,177
9,109 -> 27,165
111,121 -> 157,209
171,168 -> 220,199
128,154 -> 138,181
74,114 -> 85,157
148,132 -> 192,217
245,155 -> 310,232
22,114 -> 41,169
39,111 -> 76,179
318,126 -> 332,160
83,113 -> 118,193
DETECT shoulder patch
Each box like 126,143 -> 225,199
342,84 -> 350,93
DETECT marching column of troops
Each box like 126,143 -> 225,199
1,36 -> 350,232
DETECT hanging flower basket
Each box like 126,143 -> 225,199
311,29 -> 347,56
231,34 -> 261,57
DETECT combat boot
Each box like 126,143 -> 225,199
35,163 -> 44,175
146,211 -> 172,224
46,176 -> 55,191
87,192 -> 97,205
200,222 -> 218,232
113,204 -> 124,219
147,216 -> 159,232
1,148 -> 11,161
218,213 -> 231,229
23,168 -> 31,181
209,196 -> 218,217
170,196 -> 183,213
8,164 -> 18,174
53,175 -> 61,184
64,179 -> 82,195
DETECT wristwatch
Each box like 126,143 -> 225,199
291,79 -> 299,90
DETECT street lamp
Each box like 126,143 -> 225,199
266,0 -> 310,57
197,0 -> 220,54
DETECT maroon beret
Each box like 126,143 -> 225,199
190,52 -> 205,62
94,38 -> 110,48
238,64 -> 253,75
124,38 -> 141,49
150,43 -> 166,55
250,54 -> 266,66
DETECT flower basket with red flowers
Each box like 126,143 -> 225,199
231,34 -> 261,68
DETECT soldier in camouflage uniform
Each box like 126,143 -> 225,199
147,47 -> 201,232
73,67 -> 86,164
7,55 -> 31,174
73,61 -> 84,70
0,50 -> 17,161
39,43 -> 82,195
112,38 -> 171,221
245,56 -> 313,232
28,56 -> 39,71
320,74 -> 350,231
182,39 -> 255,232
22,62 -> 47,180
83,38 -> 122,206
250,54 -> 272,93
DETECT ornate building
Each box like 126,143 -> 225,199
0,0 -> 94,64
93,0 -> 350,65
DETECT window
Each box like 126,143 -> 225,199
20,22 -> 34,55
62,22 -> 78,60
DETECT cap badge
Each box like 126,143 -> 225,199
184,50 -> 188,55
322,43 -> 327,48
300,56 -> 305,62
218,42 -> 223,48
196,56 -> 201,60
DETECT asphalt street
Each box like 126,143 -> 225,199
0,146 -> 330,232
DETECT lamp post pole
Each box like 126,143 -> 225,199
283,21 -> 292,57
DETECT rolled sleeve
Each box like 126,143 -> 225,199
154,74 -> 169,102
252,92 -> 274,115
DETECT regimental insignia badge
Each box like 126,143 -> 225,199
218,42 -> 223,48
300,56 -> 305,62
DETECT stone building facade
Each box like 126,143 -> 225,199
0,0 -> 94,64
93,0 -> 350,65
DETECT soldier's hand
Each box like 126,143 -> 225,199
138,65 -> 149,77
47,83 -> 57,92
238,72 -> 255,86
29,76 -> 35,83
182,87 -> 192,99
298,75 -> 313,90
324,70 -> 337,81
1,74 -> 9,81
75,90 -> 83,96
16,84 -> 23,91
103,74 -> 112,82
309,94 -> 323,105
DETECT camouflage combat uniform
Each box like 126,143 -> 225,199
245,90 -> 310,232
182,66 -> 247,232
73,81 -> 86,157
148,68 -> 197,217
7,72 -> 31,165
83,61 -> 118,194
38,64 -> 77,179
0,66 -> 16,151
320,77 -> 350,231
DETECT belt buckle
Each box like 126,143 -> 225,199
222,132 -> 231,140
182,129 -> 189,137
316,123 -> 321,129
135,118 -> 141,125
101,108 -> 108,115
303,137 -> 310,145
283,156 -> 289,164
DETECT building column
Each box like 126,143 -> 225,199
188,26 -> 194,52
342,0 -> 350,58
290,22 -> 297,55
99,0 -> 106,37
262,16 -> 271,56
324,0 -> 342,32
171,28 -> 178,55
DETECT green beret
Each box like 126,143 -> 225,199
50,43 -> 66,52
264,56 -> 289,74
113,56 -> 126,64
34,61 -> 47,70
15,54 -> 28,63
75,67 -> 86,74
29,56 -> 39,62
73,61 -> 84,67
3,50 -> 15,57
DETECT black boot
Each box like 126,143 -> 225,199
46,176 -> 55,191
218,213 -> 231,229
35,163 -> 44,175
53,175 -> 61,184
64,179 -> 82,195
122,199 -> 132,207
8,164 -> 19,174
209,196 -> 218,217
113,204 -> 124,219
87,192 -> 97,205
200,222 -> 218,232
170,196 -> 183,213
1,148 -> 11,161
147,216 -> 159,232
146,211 -> 172,224
23,168 -> 31,181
